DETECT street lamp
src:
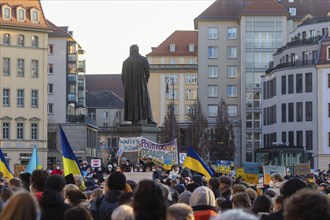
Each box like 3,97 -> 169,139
165,76 -> 175,140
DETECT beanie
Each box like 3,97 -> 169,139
281,178 -> 307,198
174,184 -> 185,195
45,174 -> 66,192
108,171 -> 126,191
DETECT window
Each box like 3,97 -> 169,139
48,44 -> 54,54
48,84 -> 53,94
188,59 -> 194,64
102,111 -> 108,118
227,47 -> 237,59
169,44 -> 176,52
31,36 -> 38,47
208,66 -> 218,78
288,103 -> 294,122
328,74 -> 330,88
31,10 -> 38,22
227,105 -> 238,116
289,7 -> 296,16
208,27 -> 218,39
18,34 -> 24,46
282,131 -> 287,144
18,9 -> 25,21
227,27 -> 237,39
288,131 -> 294,146
17,89 -> 24,107
227,66 -> 237,78
48,103 -> 53,114
3,89 -> 10,106
208,105 -> 217,117
17,123 -> 24,140
185,89 -> 197,99
208,46 -> 218,59
3,123 -> 9,140
227,85 -> 238,97
296,131 -> 303,147
282,103 -> 286,122
31,123 -> 38,140
305,101 -> 313,121
296,102 -> 303,122
3,58 -> 10,76
166,90 -> 178,99
169,59 -> 176,64
3,33 -> 10,45
281,75 -> 286,94
305,72 -> 312,92
3,7 -> 10,19
188,44 -> 195,52
208,85 -> 218,98
31,60 -> 38,77
288,74 -> 294,94
17,59 -> 24,77
185,74 -> 197,84
306,130 -> 313,150
186,105 -> 196,115
296,73 -> 302,93
31,90 -> 38,108
48,64 -> 54,74
327,47 -> 330,60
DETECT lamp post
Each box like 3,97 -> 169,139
165,76 -> 175,140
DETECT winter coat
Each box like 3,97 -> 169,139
39,189 -> 70,220
90,190 -> 122,220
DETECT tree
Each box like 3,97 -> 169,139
158,103 -> 180,145
210,98 -> 235,162
186,100 -> 209,160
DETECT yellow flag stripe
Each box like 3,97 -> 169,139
183,156 -> 212,180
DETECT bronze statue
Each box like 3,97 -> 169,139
121,45 -> 155,125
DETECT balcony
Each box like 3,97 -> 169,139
266,59 -> 315,74
67,74 -> 77,83
68,54 -> 77,62
78,60 -> 86,73
149,64 -> 197,71
275,36 -> 322,55
66,114 -> 96,126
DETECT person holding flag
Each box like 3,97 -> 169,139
25,145 -> 42,174
0,148 -> 13,179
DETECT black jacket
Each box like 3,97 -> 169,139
39,189 -> 70,220
90,190 -> 122,220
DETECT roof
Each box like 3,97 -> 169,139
86,74 -> 124,100
146,30 -> 198,56
47,20 -> 71,37
86,91 -> 123,109
0,0 -> 51,31
194,0 -> 330,29
316,36 -> 330,65
238,0 -> 289,18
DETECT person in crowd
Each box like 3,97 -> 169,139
169,165 -> 180,181
64,189 -> 89,209
81,161 -> 90,172
167,202 -> 195,220
219,199 -> 233,213
273,195 -> 284,213
90,171 -> 126,220
111,204 -> 134,220
0,187 -> 13,203
39,174 -> 70,220
180,166 -> 192,179
189,186 -> 217,220
212,209 -> 258,220
119,157 -> 131,172
64,207 -> 93,220
284,188 -> 330,220
8,177 -> 22,191
208,177 -> 221,199
126,180 -> 137,191
88,188 -> 103,206
0,191 -> 39,220
231,192 -> 252,209
178,191 -> 192,205
169,188 -> 180,205
191,175 -> 203,187
74,175 -> 86,191
63,184 -> 80,199
219,176 -> 232,200
251,195 -> 273,219
231,184 -> 246,195
268,173 -> 285,195
30,169 -> 49,202
119,192 -> 134,206
133,179 -> 167,220
139,157 -> 155,170
246,188 -> 258,206
19,172 -> 31,191
51,165 -> 63,175
174,183 -> 185,195
107,164 -> 114,174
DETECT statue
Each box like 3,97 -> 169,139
121,44 -> 155,125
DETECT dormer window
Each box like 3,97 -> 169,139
289,7 -> 296,16
3,6 -> 11,20
31,9 -> 39,22
17,8 -> 25,21
188,44 -> 195,52
169,43 -> 176,52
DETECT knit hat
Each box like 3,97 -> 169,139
189,186 -> 216,207
220,176 -> 233,186
174,184 -> 185,195
44,174 -> 66,192
178,191 -> 192,205
281,178 -> 307,198
192,174 -> 203,186
107,171 -> 126,191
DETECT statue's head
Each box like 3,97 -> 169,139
130,44 -> 139,54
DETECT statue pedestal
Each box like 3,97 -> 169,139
117,123 -> 160,142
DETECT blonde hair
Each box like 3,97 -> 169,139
0,191 -> 39,220
63,183 -> 79,198
111,204 -> 134,220
167,203 -> 194,220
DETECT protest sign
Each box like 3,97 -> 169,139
263,165 -> 286,184
236,167 -> 246,179
294,163 -> 311,176
243,162 -> 259,174
91,159 -> 101,168
119,137 -> 141,164
215,160 -> 232,174
124,172 -> 153,183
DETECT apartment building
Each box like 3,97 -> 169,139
194,0 -> 329,166
0,1 -> 51,171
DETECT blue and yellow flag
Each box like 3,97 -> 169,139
183,147 -> 214,180
0,148 -> 13,179
59,124 -> 83,177
25,145 -> 42,174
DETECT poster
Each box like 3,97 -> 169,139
263,165 -> 286,184
119,137 -> 141,164
215,160 -> 232,174
294,163 -> 311,176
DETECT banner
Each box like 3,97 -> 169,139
294,163 -> 311,176
236,167 -> 246,179
140,138 -> 178,165
124,172 -> 153,183
244,162 -> 259,174
215,160 -> 232,174
119,137 -> 141,164
263,165 -> 286,184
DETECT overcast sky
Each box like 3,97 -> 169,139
41,0 -> 213,74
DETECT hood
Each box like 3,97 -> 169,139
190,186 -> 215,207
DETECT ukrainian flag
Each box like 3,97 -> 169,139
0,148 -> 13,179
25,145 -> 42,174
59,124 -> 83,177
183,147 -> 214,180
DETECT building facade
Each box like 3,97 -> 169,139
0,1 -> 51,171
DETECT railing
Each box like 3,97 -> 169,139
150,64 -> 197,70
266,59 -> 315,74
275,36 -> 322,55
66,114 -> 96,126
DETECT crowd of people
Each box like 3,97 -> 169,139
0,157 -> 329,220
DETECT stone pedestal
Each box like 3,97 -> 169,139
117,123 -> 160,141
